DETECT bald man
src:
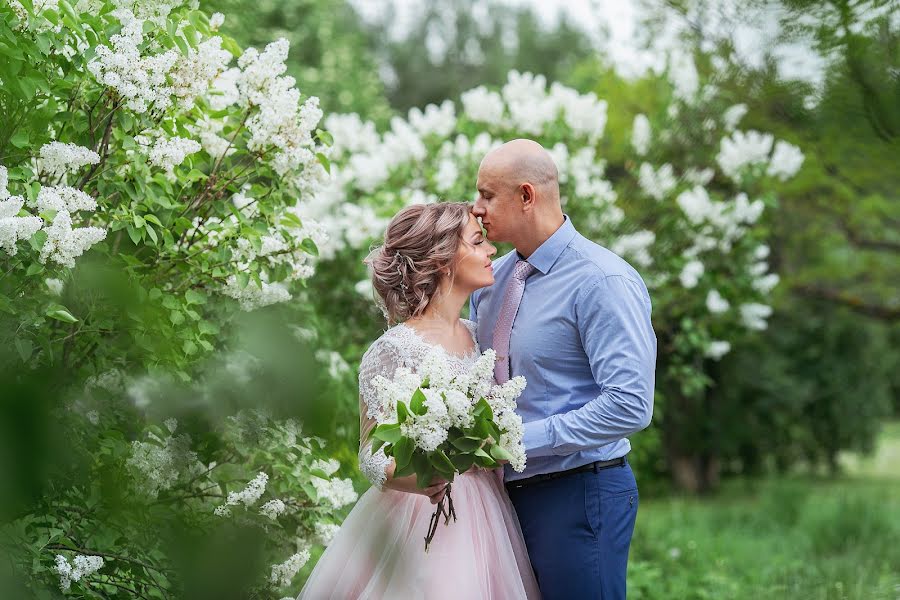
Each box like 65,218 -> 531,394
470,139 -> 656,599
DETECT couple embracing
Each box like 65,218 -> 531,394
299,139 -> 657,599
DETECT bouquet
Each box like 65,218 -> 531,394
368,348 -> 527,551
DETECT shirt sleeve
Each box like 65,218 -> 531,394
522,274 -> 656,457
469,288 -> 480,322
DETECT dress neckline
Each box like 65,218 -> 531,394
395,320 -> 479,362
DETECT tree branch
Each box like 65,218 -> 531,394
792,283 -> 900,320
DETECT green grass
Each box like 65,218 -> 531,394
629,424 -> 900,599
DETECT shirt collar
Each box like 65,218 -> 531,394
520,215 -> 577,275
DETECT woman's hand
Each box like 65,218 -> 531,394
384,461 -> 449,504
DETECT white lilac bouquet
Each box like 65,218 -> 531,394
369,348 -> 527,550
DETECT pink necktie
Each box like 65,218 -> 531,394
492,260 -> 536,384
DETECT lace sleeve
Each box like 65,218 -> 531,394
357,336 -> 404,490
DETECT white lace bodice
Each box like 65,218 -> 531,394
357,319 -> 480,489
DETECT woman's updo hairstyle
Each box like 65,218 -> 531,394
366,202 -> 471,324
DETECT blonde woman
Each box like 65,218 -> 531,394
298,202 -> 540,599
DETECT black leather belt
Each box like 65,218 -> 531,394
506,456 -> 627,490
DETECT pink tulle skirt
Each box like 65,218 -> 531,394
298,469 -> 541,599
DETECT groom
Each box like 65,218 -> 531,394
470,139 -> 656,599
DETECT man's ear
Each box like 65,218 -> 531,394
520,183 -> 536,211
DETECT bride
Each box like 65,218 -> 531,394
298,202 -> 540,599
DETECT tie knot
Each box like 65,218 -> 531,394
514,260 -> 535,281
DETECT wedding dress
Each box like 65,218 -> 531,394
298,319 -> 540,599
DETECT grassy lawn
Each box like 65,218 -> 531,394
629,423 -> 900,599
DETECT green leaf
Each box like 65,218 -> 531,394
396,400 -> 409,423
429,450 -> 456,477
315,152 -> 331,174
184,289 -> 207,305
393,461 -> 415,478
14,338 -> 33,362
413,453 -> 433,489
393,437 -> 414,470
372,423 -> 402,444
145,224 -> 158,244
450,436 -> 482,452
144,214 -> 163,227
410,388 -> 426,415
183,340 -> 197,355
25,263 -> 44,276
474,447 -> 497,468
169,310 -> 185,326
236,272 -> 250,289
46,306 -> 77,323
300,238 -> 319,257
133,214 -> 145,229
473,398 -> 493,421
371,437 -> 386,454
489,444 -> 513,463
450,454 -> 476,473
126,225 -> 141,245
315,128 -> 334,146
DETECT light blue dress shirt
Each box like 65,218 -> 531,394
470,216 -> 657,481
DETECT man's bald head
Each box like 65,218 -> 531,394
479,139 -> 559,199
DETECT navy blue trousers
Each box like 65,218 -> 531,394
507,461 -> 638,600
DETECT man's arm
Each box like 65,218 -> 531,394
522,274 -> 657,457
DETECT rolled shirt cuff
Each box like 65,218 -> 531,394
522,418 -> 556,458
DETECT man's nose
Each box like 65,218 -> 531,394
471,201 -> 485,217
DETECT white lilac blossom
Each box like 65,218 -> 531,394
148,136 -> 202,175
722,104 -> 748,131
550,82 -> 607,141
408,100 -> 456,138
716,130 -> 774,182
683,167 -> 714,186
269,550 -> 311,588
460,85 -> 504,124
705,341 -> 732,360
169,36 -> 232,110
323,113 -> 380,156
668,51 -> 699,100
311,477 -> 358,509
767,140 -> 805,181
260,499 -> 286,520
209,11 -> 224,29
225,472 -> 269,507
55,555 -> 104,592
705,289 -> 730,314
0,197 -> 43,257
38,210 -> 107,268
631,114 -> 651,156
740,303 -> 773,330
753,273 -> 780,294
316,350 -> 351,379
679,259 -> 704,288
87,9 -> 180,114
126,432 -> 200,498
610,230 -> 655,268
0,165 -> 8,200
45,277 -> 64,295
502,71 -> 557,135
85,410 -> 100,425
222,277 -> 292,311
314,522 -> 341,546
310,458 -> 340,476
164,418 -> 178,433
34,186 -> 97,213
638,163 -> 677,201
37,142 -> 100,181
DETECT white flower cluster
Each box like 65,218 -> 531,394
0,195 -> 43,257
631,114 -> 651,156
126,431 -> 201,499
314,522 -> 340,546
310,458 -> 340,476
460,85 -> 505,124
37,142 -> 100,181
716,130 -> 804,183
311,476 -> 358,509
88,9 -> 180,114
227,471 -> 269,507
34,186 -> 97,213
148,136 -> 202,176
637,163 -> 677,201
55,554 -> 104,592
259,498 -> 286,520
484,376 -> 528,472
38,210 -> 107,268
610,230 -> 656,268
270,549 -> 311,588
371,347 -> 527,471
169,36 -> 233,110
676,186 -> 764,251
315,350 -> 351,380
